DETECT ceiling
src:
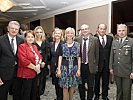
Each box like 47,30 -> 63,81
0,0 -> 91,23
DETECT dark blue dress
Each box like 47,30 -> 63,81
59,42 -> 82,88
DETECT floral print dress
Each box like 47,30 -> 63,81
59,42 -> 82,88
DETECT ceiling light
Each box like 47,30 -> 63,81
22,6 -> 46,9
45,8 -> 50,10
33,13 -> 37,15
7,9 -> 38,12
16,3 -> 31,6
0,0 -> 14,12
61,1 -> 68,6
24,17 -> 28,19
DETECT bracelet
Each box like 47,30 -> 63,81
78,68 -> 80,70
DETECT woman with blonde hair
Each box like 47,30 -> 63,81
57,27 -> 81,100
50,28 -> 64,100
34,26 -> 50,100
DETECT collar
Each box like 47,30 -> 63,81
8,34 -> 16,42
119,36 -> 127,41
98,34 -> 106,39
82,36 -> 89,40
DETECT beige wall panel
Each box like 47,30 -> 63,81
78,4 -> 109,34
40,17 -> 54,35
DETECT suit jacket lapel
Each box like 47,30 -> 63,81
119,37 -> 128,48
97,36 -> 103,48
104,35 -> 108,48
4,34 -> 14,55
16,36 -> 22,46
79,37 -> 82,50
88,36 -> 92,51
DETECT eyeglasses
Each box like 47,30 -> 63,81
10,28 -> 19,31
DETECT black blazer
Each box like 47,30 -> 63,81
50,41 -> 63,73
34,40 -> 50,76
97,35 -> 113,72
0,34 -> 24,80
41,39 -> 51,65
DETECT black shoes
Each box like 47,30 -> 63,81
102,97 -> 109,100
94,96 -> 99,100
94,95 -> 109,100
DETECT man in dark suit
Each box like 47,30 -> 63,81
76,24 -> 99,100
94,24 -> 113,100
0,21 -> 24,100
110,24 -> 133,100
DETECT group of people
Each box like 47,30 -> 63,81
0,20 -> 133,100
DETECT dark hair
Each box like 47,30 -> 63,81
24,30 -> 35,38
97,23 -> 107,29
20,24 -> 28,31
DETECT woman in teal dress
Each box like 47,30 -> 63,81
57,27 -> 81,100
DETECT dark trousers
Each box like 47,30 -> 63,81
21,77 -> 37,100
52,73 -> 63,100
0,80 -> 11,100
55,83 -> 63,100
40,67 -> 49,94
36,72 -> 47,100
0,77 -> 22,100
9,82 -> 13,95
78,63 -> 95,100
94,67 -> 109,99
13,77 -> 23,100
115,76 -> 132,100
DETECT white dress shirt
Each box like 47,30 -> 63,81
119,36 -> 127,44
8,34 -> 17,54
98,35 -> 107,46
82,36 -> 89,64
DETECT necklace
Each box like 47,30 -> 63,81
67,41 -> 74,47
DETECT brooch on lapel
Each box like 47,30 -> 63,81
125,50 -> 128,55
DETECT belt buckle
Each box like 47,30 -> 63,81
65,56 -> 69,60
71,56 -> 74,60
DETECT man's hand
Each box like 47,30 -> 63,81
40,62 -> 45,68
34,64 -> 40,74
110,69 -> 114,75
56,69 -> 61,78
0,78 -> 3,86
130,73 -> 133,79
76,69 -> 80,77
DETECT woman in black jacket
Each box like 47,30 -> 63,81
34,26 -> 50,100
50,28 -> 64,100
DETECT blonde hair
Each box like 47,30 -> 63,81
52,28 -> 64,41
64,27 -> 75,40
34,26 -> 46,42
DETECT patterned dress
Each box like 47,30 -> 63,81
59,41 -> 82,88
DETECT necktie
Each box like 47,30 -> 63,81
82,38 -> 87,63
11,38 -> 15,54
102,37 -> 105,48
119,38 -> 123,44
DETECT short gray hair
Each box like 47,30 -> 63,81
117,24 -> 127,30
8,21 -> 20,28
